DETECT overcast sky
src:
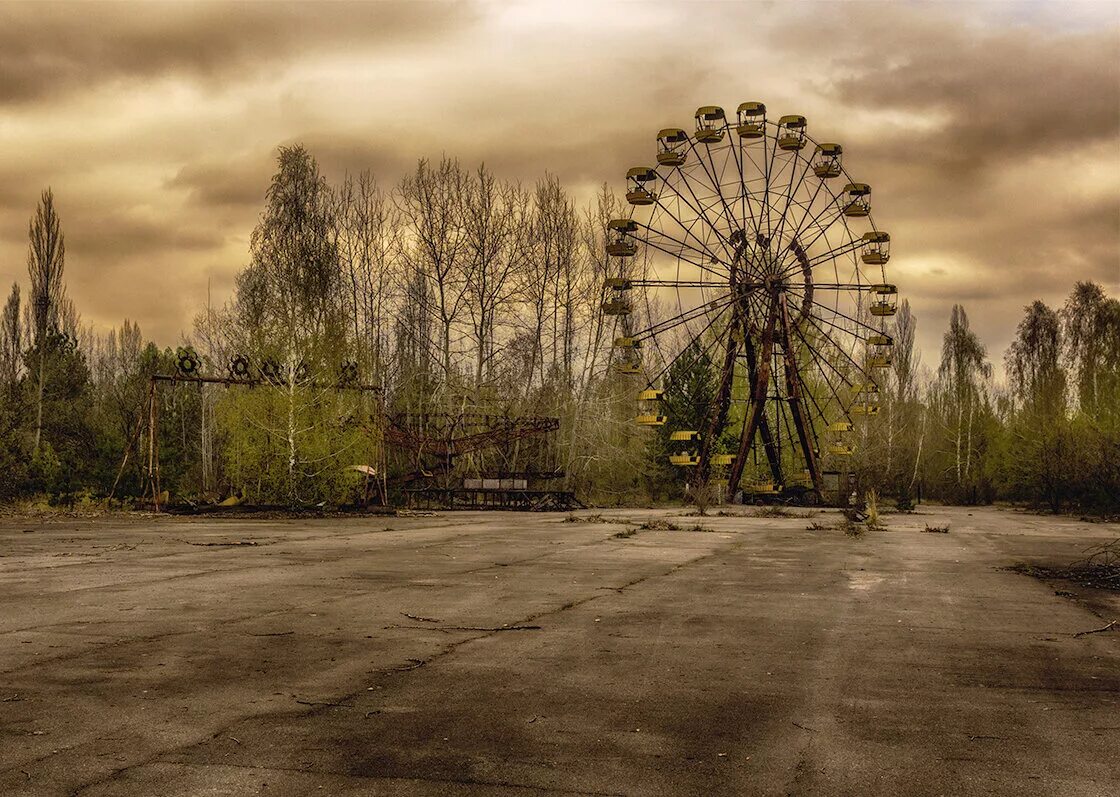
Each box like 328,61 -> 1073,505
0,0 -> 1117,374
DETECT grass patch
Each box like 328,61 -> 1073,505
865,490 -> 880,526
806,520 -> 833,531
631,519 -> 714,533
611,528 -> 638,539
637,518 -> 681,531
564,513 -> 626,525
751,506 -> 818,519
922,524 -> 950,534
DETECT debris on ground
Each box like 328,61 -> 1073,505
1073,620 -> 1116,637
753,506 -> 817,519
395,508 -> 438,517
563,513 -> 627,524
922,524 -> 950,534
1008,562 -> 1120,591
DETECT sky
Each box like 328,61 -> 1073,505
0,0 -> 1117,375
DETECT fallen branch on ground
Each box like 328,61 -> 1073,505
384,624 -> 541,633
295,699 -> 353,708
178,539 -> 258,547
401,612 -> 441,623
1074,620 -> 1117,637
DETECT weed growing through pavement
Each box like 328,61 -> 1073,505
752,506 -> 818,519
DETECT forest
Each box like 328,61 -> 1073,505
1,145 -> 1117,513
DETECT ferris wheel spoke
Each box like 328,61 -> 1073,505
627,292 -> 735,342
799,310 -> 877,384
782,169 -> 831,247
628,278 -> 745,289
687,136 -> 750,248
645,298 -> 734,389
794,350 -> 837,445
806,283 -> 874,291
724,125 -> 766,247
794,291 -> 887,338
794,202 -> 856,256
766,148 -> 812,249
760,121 -> 783,243
785,238 -> 866,275
789,321 -> 855,423
646,196 -> 730,269
653,178 -> 735,260
632,230 -> 730,279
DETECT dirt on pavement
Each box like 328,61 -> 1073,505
0,505 -> 1117,796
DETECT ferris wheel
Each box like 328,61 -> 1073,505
603,102 -> 897,503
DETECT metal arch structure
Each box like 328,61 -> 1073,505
603,102 -> 898,504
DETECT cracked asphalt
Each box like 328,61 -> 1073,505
1,506 -> 1118,796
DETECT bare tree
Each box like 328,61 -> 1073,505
396,157 -> 470,389
462,166 -> 527,398
336,171 -> 400,384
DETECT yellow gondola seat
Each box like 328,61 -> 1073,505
827,421 -> 853,433
711,453 -> 735,466
656,128 -> 689,166
870,301 -> 897,317
842,183 -> 871,217
669,454 -> 700,466
625,167 -> 657,206
777,115 -> 807,151
670,430 -> 700,442
861,231 -> 891,264
636,414 -> 667,426
694,106 -> 726,143
869,354 -> 892,368
637,388 -> 663,401
602,298 -> 631,315
614,336 -> 641,349
813,143 -> 843,178
615,361 -> 642,375
829,443 -> 854,456
744,480 -> 778,494
867,333 -> 893,346
736,102 -> 766,138
604,277 -> 632,291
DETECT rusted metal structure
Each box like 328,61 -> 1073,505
385,412 -> 581,510
605,102 -> 897,504
111,349 -> 382,511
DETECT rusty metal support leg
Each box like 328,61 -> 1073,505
727,297 -> 779,498
778,295 -> 824,501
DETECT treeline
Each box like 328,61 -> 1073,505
0,146 -> 1117,511
848,286 -> 1120,512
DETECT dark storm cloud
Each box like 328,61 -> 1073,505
167,156 -> 274,211
0,1 -> 480,105
0,0 -> 1115,363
